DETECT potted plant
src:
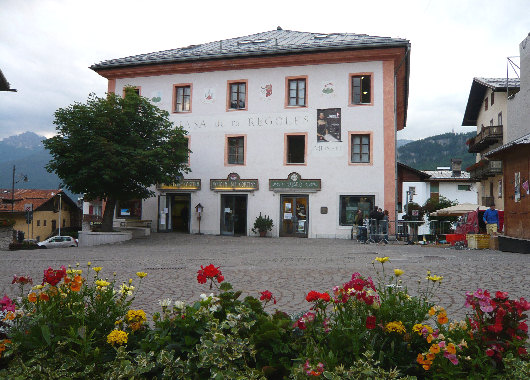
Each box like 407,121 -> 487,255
252,213 -> 274,237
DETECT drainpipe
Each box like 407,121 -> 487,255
394,45 -> 411,239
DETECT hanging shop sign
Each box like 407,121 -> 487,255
269,172 -> 321,193
210,173 -> 259,192
158,179 -> 201,191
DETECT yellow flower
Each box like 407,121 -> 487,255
429,344 -> 440,354
427,275 -> 443,282
428,307 -> 436,316
136,272 -> 147,279
385,321 -> 406,334
95,280 -> 110,289
87,262 -> 91,267
446,343 -> 457,355
107,330 -> 128,346
437,311 -> 449,325
374,256 -> 390,263
394,269 -> 404,277
32,284 -> 44,290
93,267 -> 102,273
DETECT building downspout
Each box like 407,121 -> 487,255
394,46 -> 410,238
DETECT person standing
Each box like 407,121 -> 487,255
483,204 -> 499,235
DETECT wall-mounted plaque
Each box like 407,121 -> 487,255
269,172 -> 321,193
158,179 -> 201,191
210,173 -> 259,192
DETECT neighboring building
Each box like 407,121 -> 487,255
90,28 -> 410,238
0,69 -> 17,92
486,33 -> 530,253
0,189 -> 81,241
462,77 -> 520,210
398,160 -> 478,234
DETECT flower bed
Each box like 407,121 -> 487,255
0,258 -> 528,379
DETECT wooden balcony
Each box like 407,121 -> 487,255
467,159 -> 502,180
466,125 -> 503,153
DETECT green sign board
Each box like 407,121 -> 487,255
269,172 -> 321,192
210,173 -> 259,192
158,179 -> 201,191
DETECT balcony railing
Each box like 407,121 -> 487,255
467,159 -> 503,180
466,125 -> 503,153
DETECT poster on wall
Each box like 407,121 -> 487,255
317,108 -> 341,142
320,81 -> 335,97
514,172 -> 521,202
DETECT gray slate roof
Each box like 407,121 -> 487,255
423,170 -> 471,180
91,29 -> 410,70
474,77 -> 520,90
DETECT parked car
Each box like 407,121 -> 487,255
38,236 -> 78,249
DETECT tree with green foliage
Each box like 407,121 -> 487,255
44,88 -> 189,231
422,195 -> 458,234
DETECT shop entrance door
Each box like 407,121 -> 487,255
220,195 -> 247,236
171,194 -> 191,233
280,195 -> 308,238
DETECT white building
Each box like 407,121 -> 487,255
90,28 -> 410,238
399,160 -> 478,235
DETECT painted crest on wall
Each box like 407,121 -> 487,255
260,84 -> 273,100
202,88 -> 215,104
321,81 -> 335,96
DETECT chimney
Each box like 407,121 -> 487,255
451,158 -> 462,177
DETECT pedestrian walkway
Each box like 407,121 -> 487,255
1,234 -> 528,321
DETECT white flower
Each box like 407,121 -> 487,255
200,293 -> 209,301
209,305 -> 219,312
174,300 -> 186,310
159,298 -> 172,307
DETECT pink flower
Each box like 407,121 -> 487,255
0,295 -> 16,312
444,352 -> 459,365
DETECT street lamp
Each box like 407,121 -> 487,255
11,165 -> 28,213
58,192 -> 62,236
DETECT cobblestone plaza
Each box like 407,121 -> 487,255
1,234 -> 528,321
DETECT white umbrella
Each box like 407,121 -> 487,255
430,203 -> 488,216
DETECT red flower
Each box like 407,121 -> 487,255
12,275 -> 33,285
305,291 -> 330,303
518,321 -> 528,333
518,347 -> 527,356
486,348 -> 495,357
42,266 -> 66,286
319,292 -> 330,302
306,291 -> 321,302
495,291 -> 508,300
196,264 -> 223,285
260,290 -> 272,301
366,315 -> 376,330
260,290 -> 277,305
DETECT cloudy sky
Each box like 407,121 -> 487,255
0,0 -> 527,141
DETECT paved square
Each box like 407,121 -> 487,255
1,234 -> 528,321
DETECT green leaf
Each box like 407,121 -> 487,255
41,325 -> 51,346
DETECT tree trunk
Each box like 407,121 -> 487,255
101,198 -> 116,232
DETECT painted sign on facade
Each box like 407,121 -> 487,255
210,173 -> 259,191
317,108 -> 341,142
174,112 -> 310,131
269,172 -> 321,192
158,179 -> 201,191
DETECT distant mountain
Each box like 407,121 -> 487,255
397,139 -> 414,148
0,132 -> 80,201
0,131 -> 45,162
397,132 -> 476,171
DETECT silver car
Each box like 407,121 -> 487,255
38,236 -> 78,249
